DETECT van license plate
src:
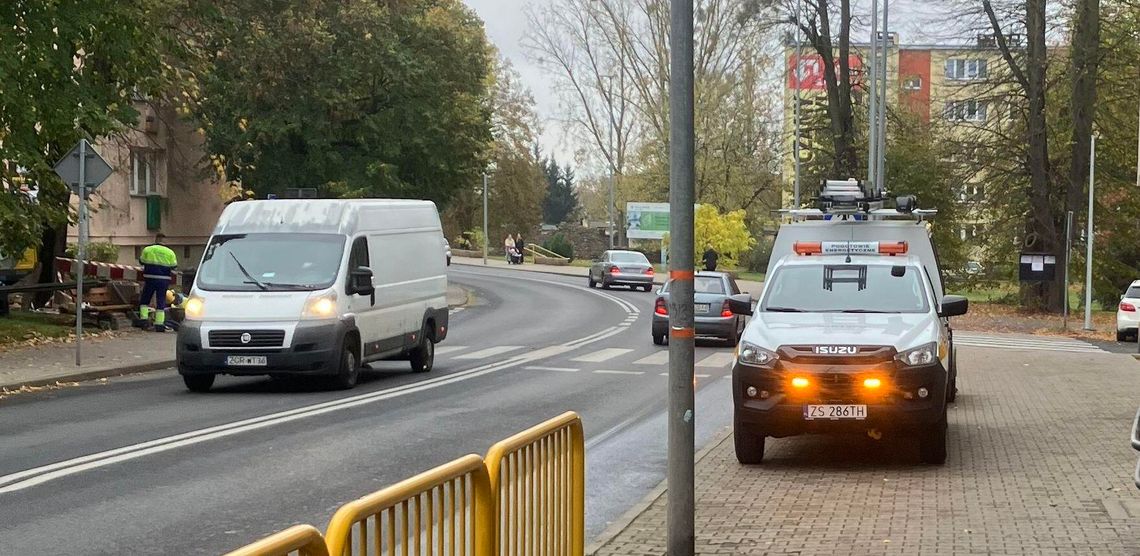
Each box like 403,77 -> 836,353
227,356 -> 267,367
804,404 -> 867,420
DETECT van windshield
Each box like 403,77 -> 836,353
196,233 -> 346,291
762,264 -> 929,313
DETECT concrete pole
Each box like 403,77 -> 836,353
1063,210 -> 1073,329
868,0 -> 879,188
1135,96 -> 1139,188
1084,134 -> 1096,330
793,0 -> 803,207
876,0 -> 889,195
668,0 -> 695,554
76,141 -> 87,366
482,173 -> 488,266
609,172 -> 616,248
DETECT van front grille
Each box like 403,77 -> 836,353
209,330 -> 285,348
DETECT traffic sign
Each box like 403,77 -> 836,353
53,139 -> 113,195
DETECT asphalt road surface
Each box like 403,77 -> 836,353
0,266 -> 739,555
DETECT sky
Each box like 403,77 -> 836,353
461,0 -> 948,172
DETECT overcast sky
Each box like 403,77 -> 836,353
461,0 -> 951,170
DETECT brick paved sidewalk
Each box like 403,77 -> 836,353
591,347 -> 1140,555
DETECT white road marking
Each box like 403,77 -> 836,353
453,345 -> 522,360
696,352 -> 735,368
434,345 -> 468,356
633,351 -> 670,366
594,370 -> 645,375
524,366 -> 579,373
571,348 -> 634,363
954,334 -> 1106,353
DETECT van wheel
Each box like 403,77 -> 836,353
182,374 -> 215,393
734,423 -> 765,464
919,408 -> 948,465
410,325 -> 435,373
330,340 -> 360,390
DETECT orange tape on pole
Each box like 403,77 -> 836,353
669,270 -> 694,280
670,327 -> 695,339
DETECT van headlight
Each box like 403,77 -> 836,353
737,341 -> 778,367
896,342 -> 938,367
184,297 -> 205,320
302,292 -> 337,319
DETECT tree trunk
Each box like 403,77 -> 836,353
811,0 -> 857,181
1067,0 -> 1100,311
32,224 -> 67,308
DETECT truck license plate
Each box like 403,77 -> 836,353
226,355 -> 267,367
804,404 -> 867,420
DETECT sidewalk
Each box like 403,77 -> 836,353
0,284 -> 472,392
453,256 -> 765,296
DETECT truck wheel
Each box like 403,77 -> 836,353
947,348 -> 958,403
410,325 -> 435,373
734,426 -> 765,464
183,374 -> 215,393
919,409 -> 948,465
330,340 -> 360,390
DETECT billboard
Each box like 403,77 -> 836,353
626,202 -> 671,240
787,54 -> 864,91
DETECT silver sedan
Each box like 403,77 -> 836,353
588,250 -> 656,291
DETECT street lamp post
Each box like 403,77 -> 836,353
1084,134 -> 1096,330
482,173 -> 488,266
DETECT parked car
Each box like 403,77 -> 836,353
1115,280 -> 1140,341
652,272 -> 750,346
588,250 -> 655,291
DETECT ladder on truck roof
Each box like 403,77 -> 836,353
778,179 -> 937,223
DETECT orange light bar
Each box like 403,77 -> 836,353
791,376 -> 810,389
863,377 -> 883,389
793,242 -> 822,256
878,241 -> 908,256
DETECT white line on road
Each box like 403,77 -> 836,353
0,272 -> 641,495
594,370 -> 644,375
696,352 -> 735,368
571,348 -> 634,363
453,345 -> 522,360
633,351 -> 670,366
524,366 -> 580,373
434,345 -> 469,356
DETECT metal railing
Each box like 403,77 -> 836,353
521,244 -> 570,263
325,454 -> 494,556
485,412 -> 585,556
225,525 -> 330,556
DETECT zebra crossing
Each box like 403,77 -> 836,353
954,333 -> 1107,354
434,343 -> 739,375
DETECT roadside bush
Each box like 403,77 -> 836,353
65,242 -> 119,263
543,234 -> 574,261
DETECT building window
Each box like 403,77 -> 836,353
130,150 -> 158,196
943,100 -> 988,122
902,76 -> 922,90
945,58 -> 988,81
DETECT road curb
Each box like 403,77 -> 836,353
0,360 -> 176,392
585,425 -> 733,555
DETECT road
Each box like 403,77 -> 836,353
0,266 -> 739,555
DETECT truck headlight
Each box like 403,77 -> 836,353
737,341 -> 778,367
184,297 -> 205,320
897,342 -> 938,367
302,292 -> 337,319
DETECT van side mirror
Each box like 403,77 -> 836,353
939,294 -> 969,318
350,267 -> 375,297
728,294 -> 753,316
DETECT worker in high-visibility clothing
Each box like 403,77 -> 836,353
136,233 -> 178,332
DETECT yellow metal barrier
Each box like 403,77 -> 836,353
225,524 -> 330,556
325,454 -> 494,556
484,412 -> 585,556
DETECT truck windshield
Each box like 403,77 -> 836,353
196,233 -> 346,291
762,264 -> 929,313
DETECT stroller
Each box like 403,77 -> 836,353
507,246 -> 524,264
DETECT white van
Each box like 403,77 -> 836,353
176,199 -> 449,392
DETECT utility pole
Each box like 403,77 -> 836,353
482,173 -> 489,266
1084,134 -> 1096,330
876,1 -> 889,195
667,0 -> 695,554
793,0 -> 803,207
1063,210 -> 1073,330
607,76 -> 617,249
868,0 -> 879,189
76,142 -> 87,367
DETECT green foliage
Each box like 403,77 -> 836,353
65,243 -> 120,264
197,0 -> 493,206
665,205 -> 756,268
542,157 -> 578,225
542,234 -> 574,261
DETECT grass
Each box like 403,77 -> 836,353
955,281 -> 1110,313
0,311 -> 82,347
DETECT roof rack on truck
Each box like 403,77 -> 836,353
778,179 -> 937,222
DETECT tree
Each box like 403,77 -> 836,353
664,205 -> 755,268
487,59 -> 545,238
542,157 -> 579,224
197,0 -> 493,206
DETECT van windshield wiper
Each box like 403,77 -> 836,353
764,306 -> 804,312
262,282 -> 319,290
231,253 -> 268,291
838,309 -> 890,313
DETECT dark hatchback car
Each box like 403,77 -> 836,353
651,272 -> 751,345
